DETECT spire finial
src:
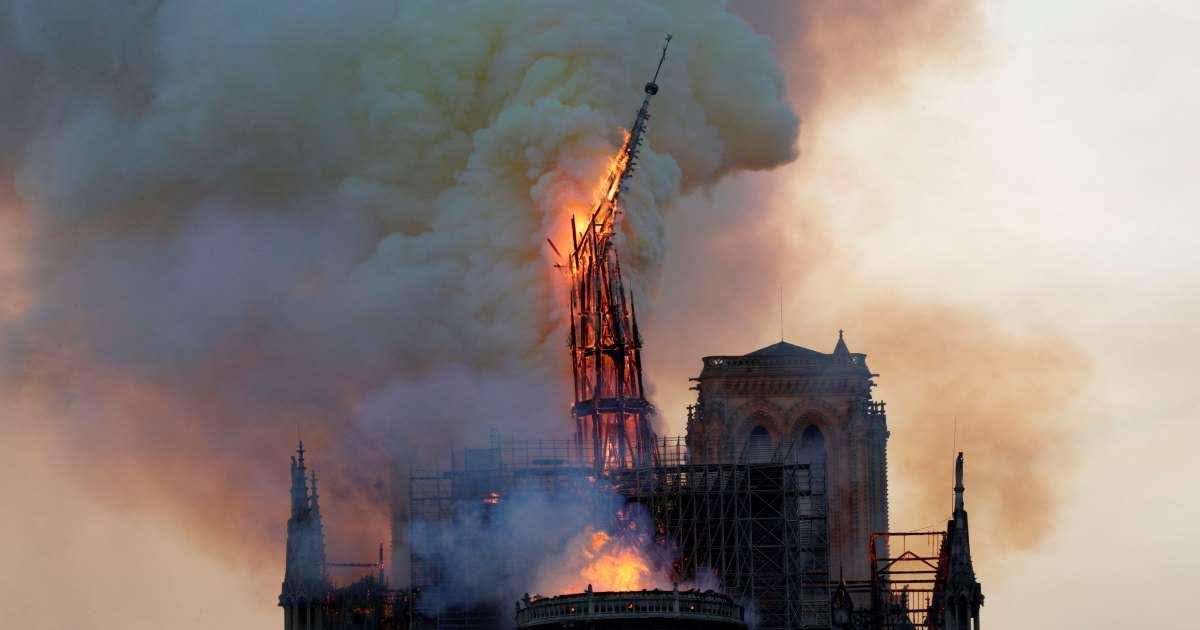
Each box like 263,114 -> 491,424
954,451 -> 965,513
833,329 -> 850,357
651,34 -> 672,86
780,286 -> 784,342
289,440 -> 309,516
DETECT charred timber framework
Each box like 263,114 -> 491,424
567,36 -> 672,473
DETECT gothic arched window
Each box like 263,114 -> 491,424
799,424 -> 826,464
746,425 -> 773,463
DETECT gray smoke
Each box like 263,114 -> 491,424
0,0 -> 798,571
411,484 -> 668,606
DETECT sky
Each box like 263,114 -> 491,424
887,3 -> 1200,626
3,2 -> 1199,629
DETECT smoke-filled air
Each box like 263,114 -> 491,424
0,0 -> 1099,619
12,1 -> 1200,629
0,0 -> 798,576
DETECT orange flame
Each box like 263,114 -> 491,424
536,526 -> 663,595
556,131 -> 634,267
599,131 -> 633,205
578,528 -> 653,592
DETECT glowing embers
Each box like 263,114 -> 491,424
599,131 -> 633,210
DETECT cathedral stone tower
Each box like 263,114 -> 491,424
685,332 -> 890,580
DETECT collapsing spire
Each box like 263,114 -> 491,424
567,36 -> 671,473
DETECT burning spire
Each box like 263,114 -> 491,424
567,35 -> 672,473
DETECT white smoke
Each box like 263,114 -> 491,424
0,0 -> 798,568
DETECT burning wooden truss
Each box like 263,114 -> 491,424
565,36 -> 672,473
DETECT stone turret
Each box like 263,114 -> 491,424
280,441 -> 328,630
831,576 -> 856,629
933,452 -> 984,630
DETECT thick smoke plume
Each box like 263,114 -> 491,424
0,0 -> 796,577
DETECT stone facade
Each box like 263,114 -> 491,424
685,333 -> 890,580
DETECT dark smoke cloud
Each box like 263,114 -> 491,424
0,0 -> 797,577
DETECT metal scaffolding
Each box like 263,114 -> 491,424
408,437 -> 599,629
869,532 -> 946,629
408,435 -> 831,630
615,460 -> 830,630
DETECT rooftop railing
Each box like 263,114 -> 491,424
515,588 -> 744,627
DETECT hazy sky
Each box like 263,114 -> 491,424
3,2 -> 1198,629
891,3 -> 1200,627
663,2 -> 1200,627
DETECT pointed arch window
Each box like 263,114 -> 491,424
746,425 -> 773,463
799,425 -> 826,464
